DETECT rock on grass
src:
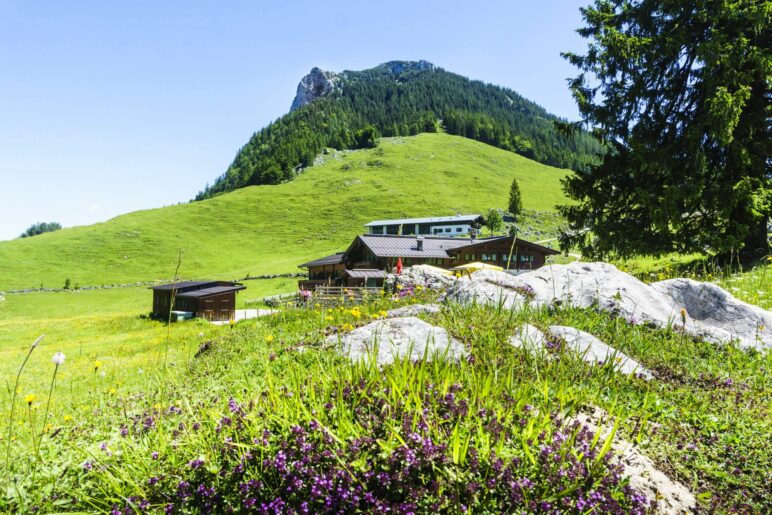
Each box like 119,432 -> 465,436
445,262 -> 771,349
548,326 -> 654,379
327,316 -> 466,366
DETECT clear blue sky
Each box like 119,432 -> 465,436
0,0 -> 589,241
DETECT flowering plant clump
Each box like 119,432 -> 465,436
110,380 -> 652,514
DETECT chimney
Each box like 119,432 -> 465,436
416,236 -> 424,251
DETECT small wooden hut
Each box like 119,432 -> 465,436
150,281 -> 246,321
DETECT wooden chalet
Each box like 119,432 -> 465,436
150,281 -> 246,321
299,234 -> 559,290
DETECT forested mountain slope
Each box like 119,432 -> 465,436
197,60 -> 600,199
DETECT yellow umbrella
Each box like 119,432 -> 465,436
451,262 -> 504,273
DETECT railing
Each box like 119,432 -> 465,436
263,292 -> 299,307
310,286 -> 382,307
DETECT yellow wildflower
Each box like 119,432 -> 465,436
24,393 -> 36,406
108,388 -> 117,395
265,335 -> 275,343
63,415 -> 73,422
94,360 -> 103,371
325,315 -> 334,322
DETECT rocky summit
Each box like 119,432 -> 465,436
289,66 -> 340,111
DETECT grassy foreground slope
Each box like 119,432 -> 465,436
0,133 -> 567,291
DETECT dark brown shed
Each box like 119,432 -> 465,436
150,281 -> 246,322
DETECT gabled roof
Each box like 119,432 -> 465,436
364,214 -> 482,227
177,285 -> 246,299
351,234 -> 481,259
449,236 -> 560,255
298,252 -> 345,268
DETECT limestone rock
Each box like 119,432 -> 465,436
575,407 -> 696,514
327,316 -> 466,366
548,326 -> 653,379
445,270 -> 528,310
394,265 -> 457,291
652,278 -> 772,349
444,262 -> 771,349
385,303 -> 442,318
290,67 -> 339,111
508,323 -> 549,351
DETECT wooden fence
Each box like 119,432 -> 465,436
309,286 -> 382,307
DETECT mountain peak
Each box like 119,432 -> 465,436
376,60 -> 435,74
290,67 -> 340,111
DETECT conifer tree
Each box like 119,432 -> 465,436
508,179 -> 523,221
561,0 -> 770,260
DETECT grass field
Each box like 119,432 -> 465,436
0,133 -> 568,291
0,275 -> 768,513
0,277 -> 296,409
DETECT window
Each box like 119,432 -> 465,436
491,254 -> 497,261
481,254 -> 488,261
445,228 -> 451,233
456,228 -> 462,232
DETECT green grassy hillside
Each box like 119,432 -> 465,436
0,133 -> 568,291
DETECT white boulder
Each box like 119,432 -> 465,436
574,407 -> 696,514
652,278 -> 772,348
445,262 -> 771,349
385,303 -> 442,318
548,326 -> 653,379
327,316 -> 466,366
394,265 -> 457,291
508,323 -> 549,351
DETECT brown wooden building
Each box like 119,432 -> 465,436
150,281 -> 246,321
298,234 -> 559,290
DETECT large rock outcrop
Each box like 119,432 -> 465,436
290,67 -> 339,111
443,262 -> 771,349
651,278 -> 772,347
327,316 -> 466,366
393,265 -> 457,291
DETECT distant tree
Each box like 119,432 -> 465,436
353,125 -> 379,149
485,208 -> 503,236
20,222 -> 62,238
63,278 -> 71,290
561,0 -> 771,260
508,179 -> 523,221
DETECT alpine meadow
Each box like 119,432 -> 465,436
1,2 -> 770,514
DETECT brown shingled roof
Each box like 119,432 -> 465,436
354,234 -> 484,258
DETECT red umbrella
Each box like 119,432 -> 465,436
396,257 -> 403,274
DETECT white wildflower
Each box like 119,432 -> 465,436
52,352 -> 66,366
